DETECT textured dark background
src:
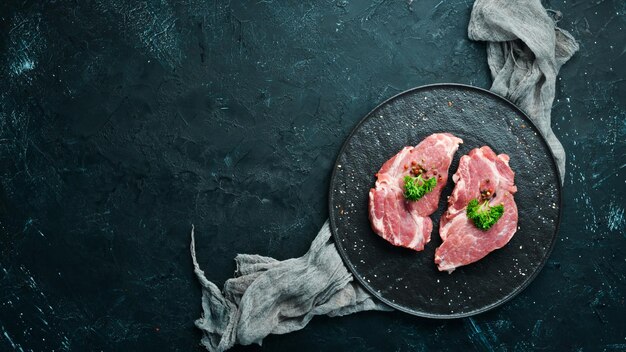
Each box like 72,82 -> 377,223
0,0 -> 624,351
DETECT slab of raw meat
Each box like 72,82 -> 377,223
435,146 -> 518,272
368,133 -> 463,251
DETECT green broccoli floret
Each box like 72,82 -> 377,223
466,198 -> 505,230
403,175 -> 437,201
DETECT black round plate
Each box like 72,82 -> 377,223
328,84 -> 561,318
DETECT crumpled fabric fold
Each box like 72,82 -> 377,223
191,222 -> 392,352
468,0 -> 579,182
191,1 -> 578,350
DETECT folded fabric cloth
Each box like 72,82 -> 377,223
191,1 -> 578,351
468,0 -> 579,182
191,222 -> 391,351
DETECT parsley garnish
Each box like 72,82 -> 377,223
466,198 -> 505,230
403,175 -> 437,201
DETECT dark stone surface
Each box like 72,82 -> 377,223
330,85 -> 560,318
0,0 -> 623,351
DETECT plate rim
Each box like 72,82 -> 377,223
327,82 -> 563,319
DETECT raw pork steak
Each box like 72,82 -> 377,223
435,146 -> 518,272
369,133 -> 463,251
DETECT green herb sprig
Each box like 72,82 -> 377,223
466,198 -> 505,230
403,175 -> 437,201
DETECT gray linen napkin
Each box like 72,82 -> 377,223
468,0 -> 579,182
191,1 -> 578,351
191,222 -> 391,351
